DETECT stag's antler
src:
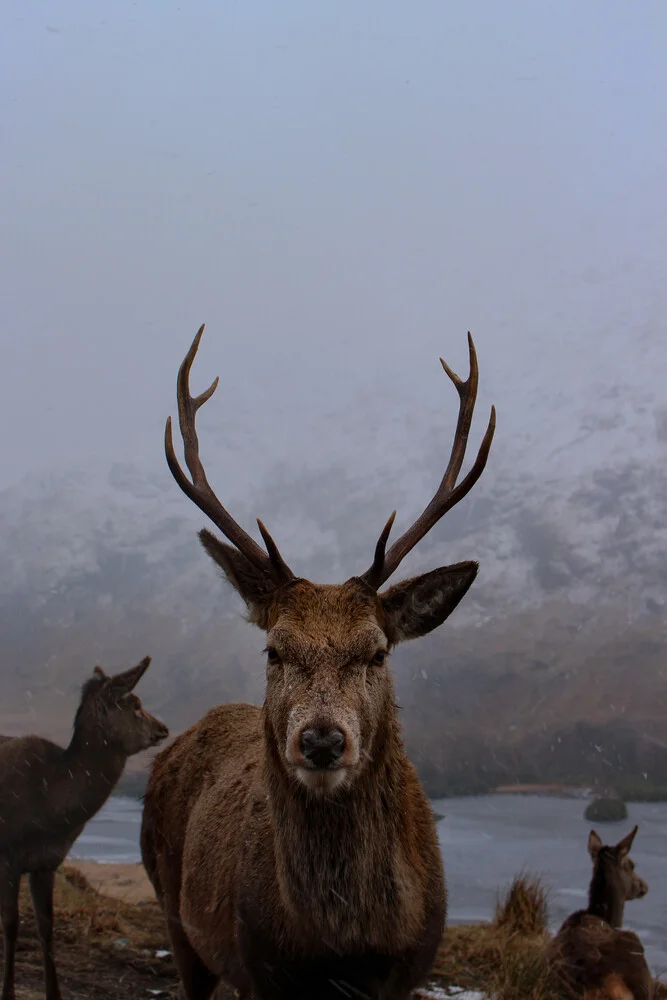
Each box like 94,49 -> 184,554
361,333 -> 495,589
165,325 -> 293,585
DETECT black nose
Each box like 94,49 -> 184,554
299,728 -> 345,769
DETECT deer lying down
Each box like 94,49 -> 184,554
0,657 -> 168,1000
548,826 -> 653,1000
141,326 -> 496,1000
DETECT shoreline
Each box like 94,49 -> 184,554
108,783 -> 667,805
493,783 -> 592,798
67,860 -> 155,904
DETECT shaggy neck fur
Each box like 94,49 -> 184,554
587,851 -> 624,928
262,699 -> 417,951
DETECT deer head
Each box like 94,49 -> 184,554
75,657 -> 169,755
588,826 -> 648,903
166,326 -> 495,795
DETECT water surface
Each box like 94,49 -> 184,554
70,793 -> 667,975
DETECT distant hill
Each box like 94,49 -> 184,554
1,328 -> 666,795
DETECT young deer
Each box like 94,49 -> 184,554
0,657 -> 168,1000
141,325 -> 495,1000
548,826 -> 653,1000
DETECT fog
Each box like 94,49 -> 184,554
1,0 -> 667,779
2,0 -> 665,502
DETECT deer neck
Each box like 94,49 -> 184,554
587,860 -> 625,928
262,708 -> 411,946
62,726 -> 127,820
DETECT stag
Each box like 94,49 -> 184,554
548,826 -> 653,1000
0,657 -> 168,1000
141,325 -> 495,1000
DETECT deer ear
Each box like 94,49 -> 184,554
199,529 -> 276,629
106,656 -> 152,697
380,562 -> 479,644
615,825 -> 638,858
81,670 -> 106,702
588,829 -> 603,859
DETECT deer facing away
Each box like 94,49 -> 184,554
547,825 -> 653,1000
141,325 -> 496,1000
0,656 -> 168,1000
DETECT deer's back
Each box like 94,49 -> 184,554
548,912 -> 653,999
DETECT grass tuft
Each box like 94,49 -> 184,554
429,874 -> 555,999
494,872 -> 549,937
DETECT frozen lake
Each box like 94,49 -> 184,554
70,792 -> 667,977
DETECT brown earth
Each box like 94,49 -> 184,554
10,866 -> 179,1000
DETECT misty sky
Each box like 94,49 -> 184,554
1,1 -> 665,504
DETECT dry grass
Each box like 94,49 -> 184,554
49,867 -> 166,949
495,872 -> 550,936
10,865 -> 179,999
431,923 -> 557,999
430,875 -> 557,999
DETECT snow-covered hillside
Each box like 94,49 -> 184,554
0,316 -> 665,766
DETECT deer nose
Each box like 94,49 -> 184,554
299,727 -> 346,769
154,721 -> 169,742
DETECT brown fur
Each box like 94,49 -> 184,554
584,976 -> 635,1000
0,657 -> 168,1000
142,566 -> 482,1000
548,827 -> 653,1000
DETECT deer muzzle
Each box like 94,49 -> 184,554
299,727 -> 346,769
149,718 -> 170,746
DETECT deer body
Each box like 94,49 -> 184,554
142,326 -> 495,999
548,827 -> 653,1000
145,698 -> 444,999
0,732 -> 127,874
0,657 -> 168,1000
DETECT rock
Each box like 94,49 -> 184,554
584,797 -> 628,822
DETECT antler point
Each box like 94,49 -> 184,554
363,332 -> 493,586
440,356 -> 461,386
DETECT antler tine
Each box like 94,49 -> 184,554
361,334 -> 495,589
257,518 -> 294,581
176,324 -> 220,486
439,331 -> 479,490
360,511 -> 396,590
165,325 -> 293,584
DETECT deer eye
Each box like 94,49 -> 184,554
265,646 -> 282,667
371,649 -> 387,667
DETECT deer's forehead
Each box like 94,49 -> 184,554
270,581 -> 382,625
267,582 -> 386,656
